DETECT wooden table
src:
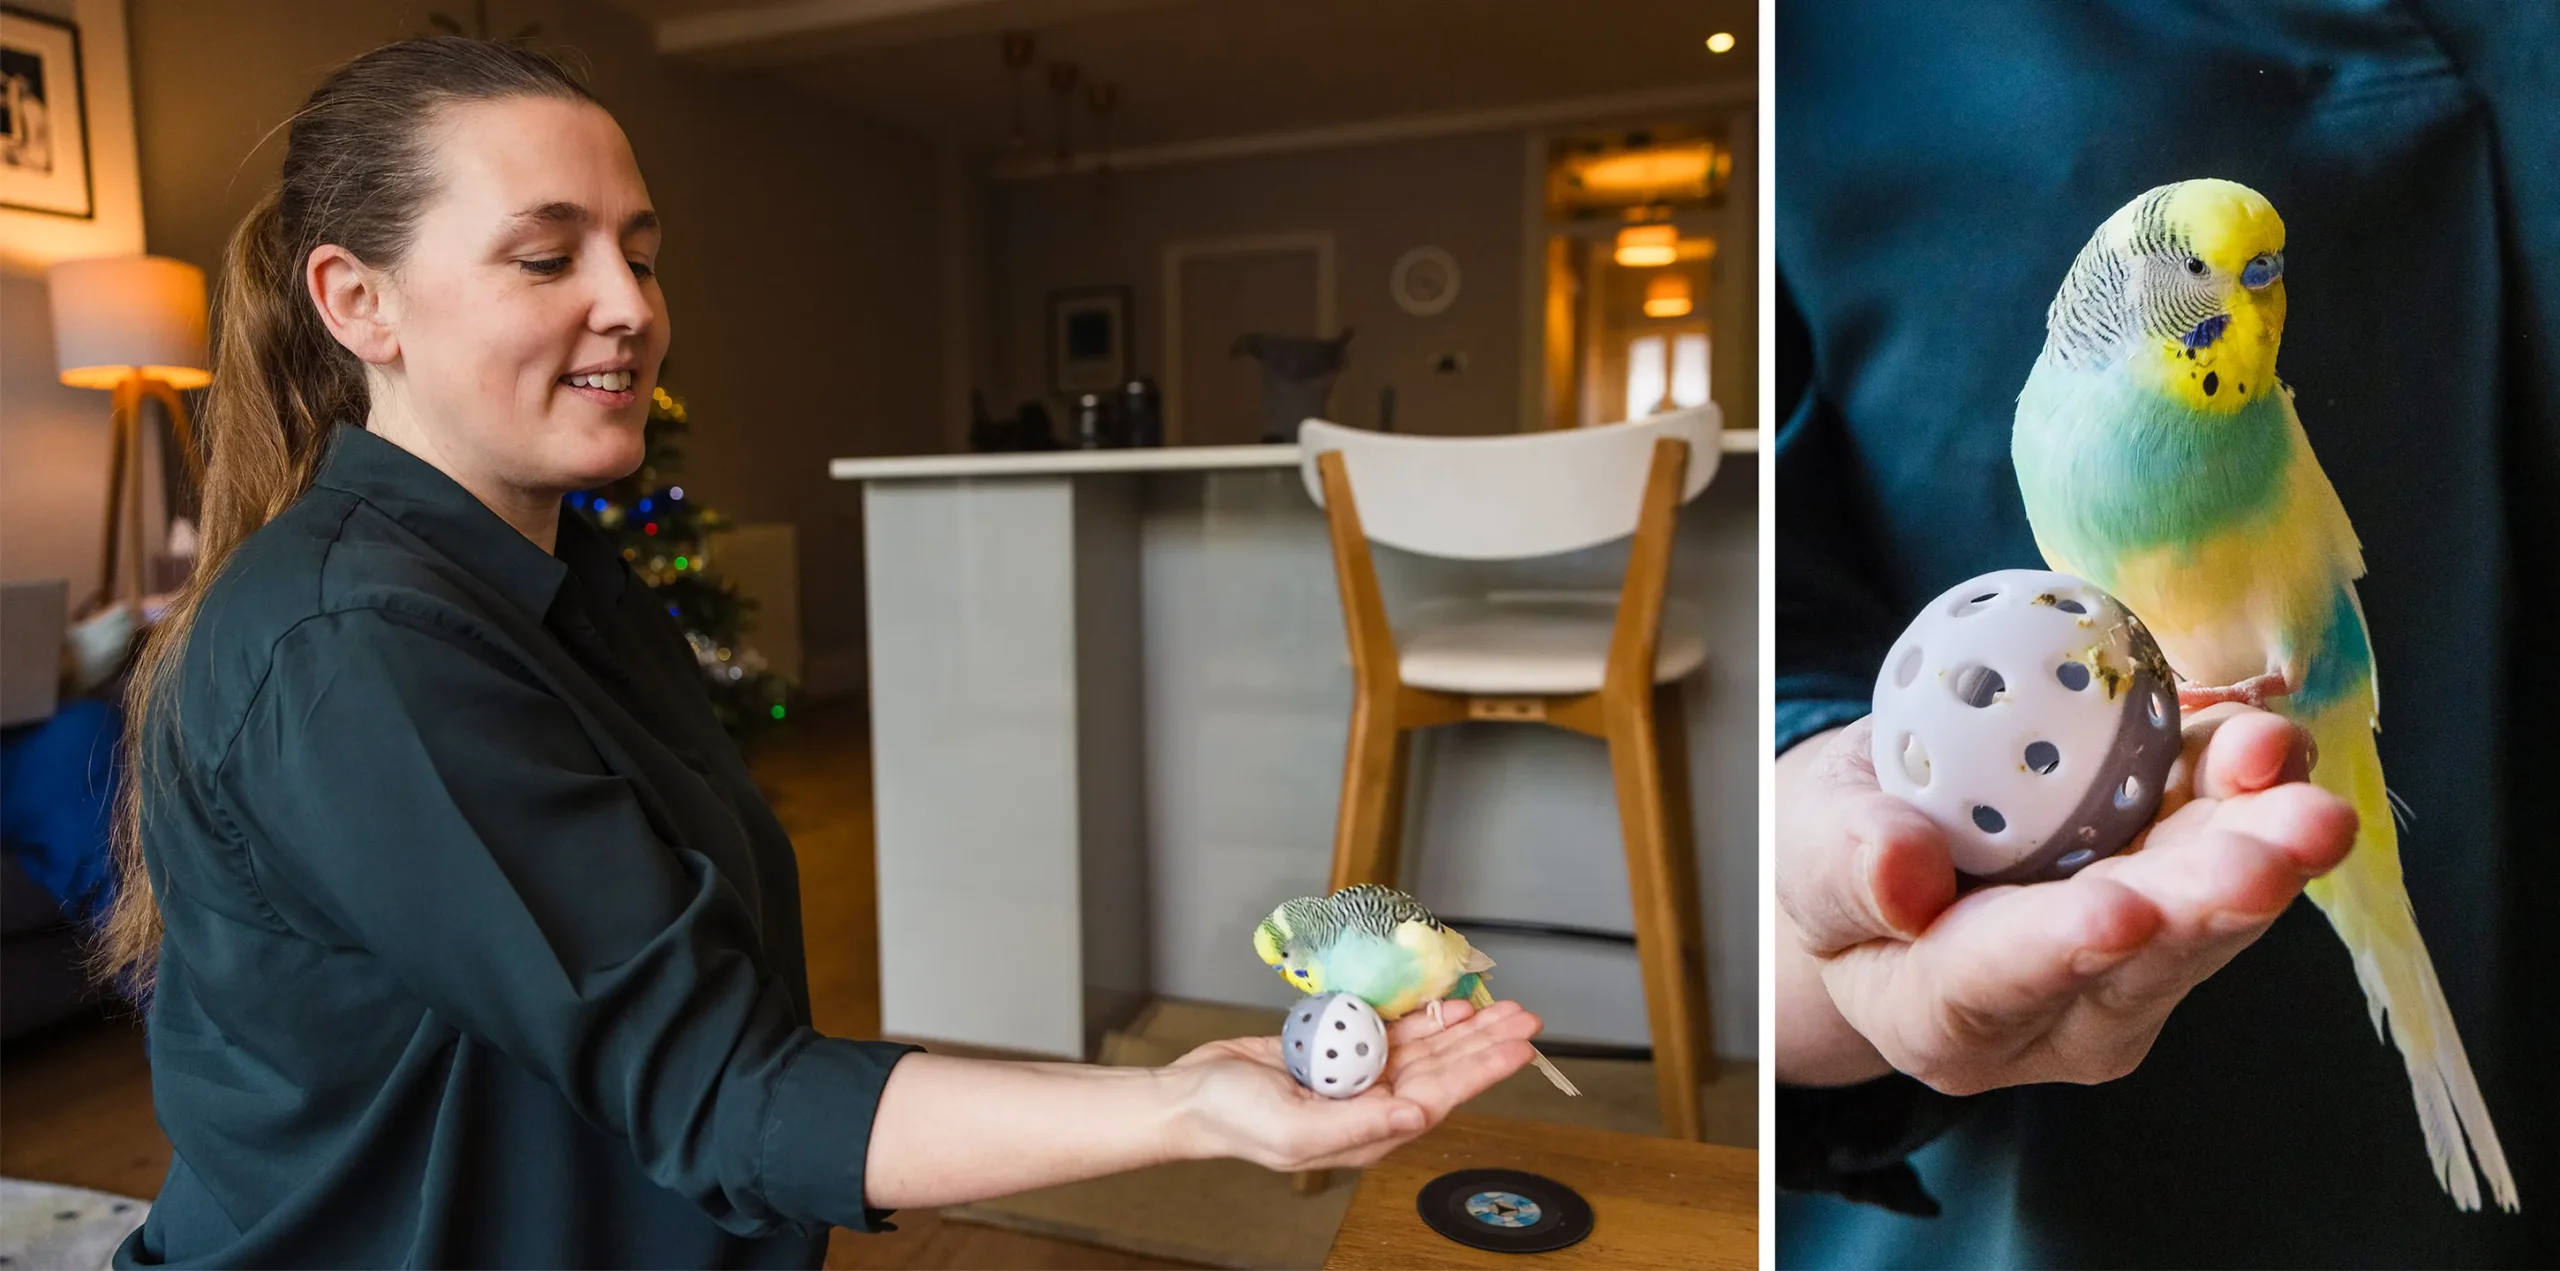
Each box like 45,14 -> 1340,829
1323,1113 -> 1757,1270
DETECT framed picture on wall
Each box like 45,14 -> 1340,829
0,6 -> 93,220
1049,285 -> 1132,396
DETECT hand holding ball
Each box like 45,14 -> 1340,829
1869,569 -> 2182,885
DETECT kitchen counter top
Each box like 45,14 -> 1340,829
828,432 -> 1761,482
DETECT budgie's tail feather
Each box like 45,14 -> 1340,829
2297,701 -> 2517,1212
1467,979 -> 1580,1097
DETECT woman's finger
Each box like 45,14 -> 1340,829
2191,708 -> 2313,801
1830,873 -> 2159,1081
1275,1088 -> 1429,1165
1393,1034 -> 1540,1111
1776,720 -> 1960,954
1382,999 -> 1526,1077
1385,996 -> 1477,1048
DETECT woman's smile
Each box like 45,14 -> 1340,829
560,363 -> 638,409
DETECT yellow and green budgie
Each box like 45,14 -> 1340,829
2011,177 -> 2515,1211
1254,883 -> 1580,1096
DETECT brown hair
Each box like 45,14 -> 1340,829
91,37 -> 596,998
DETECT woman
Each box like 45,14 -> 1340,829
98,38 -> 1542,1267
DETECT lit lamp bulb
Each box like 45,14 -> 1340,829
1614,223 -> 1679,267
1644,273 -> 1694,318
1705,32 -> 1737,54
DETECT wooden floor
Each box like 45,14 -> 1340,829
0,698 -> 1193,1271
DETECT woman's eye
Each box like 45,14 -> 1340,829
520,257 -> 570,277
629,260 -> 656,280
2184,256 -> 2208,277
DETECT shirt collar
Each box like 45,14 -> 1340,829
313,425 -> 602,621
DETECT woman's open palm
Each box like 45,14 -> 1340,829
1169,998 -> 1544,1171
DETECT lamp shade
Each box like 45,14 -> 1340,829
47,255 -> 212,391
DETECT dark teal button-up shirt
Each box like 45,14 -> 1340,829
116,424 -> 919,1268
1776,1 -> 2560,1266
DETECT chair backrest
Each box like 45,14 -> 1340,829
1296,405 -> 1722,560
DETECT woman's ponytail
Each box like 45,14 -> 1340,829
89,37 -> 593,999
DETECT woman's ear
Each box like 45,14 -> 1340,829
308,243 -> 399,365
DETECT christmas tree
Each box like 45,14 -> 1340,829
567,385 -> 793,747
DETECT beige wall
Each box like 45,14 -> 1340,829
1,0 -> 149,598
1,0 -> 943,688
987,130 -> 1528,441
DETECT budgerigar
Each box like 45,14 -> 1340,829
2011,178 -> 2516,1211
1254,883 -> 1580,1097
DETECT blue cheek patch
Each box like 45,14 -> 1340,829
2242,252 -> 2283,289
2182,312 -> 2232,350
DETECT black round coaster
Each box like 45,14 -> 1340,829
1415,1168 -> 1594,1254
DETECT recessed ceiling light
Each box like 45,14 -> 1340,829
1615,224 -> 1679,268
1705,32 -> 1736,54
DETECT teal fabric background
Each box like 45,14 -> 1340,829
1776,1 -> 2560,1264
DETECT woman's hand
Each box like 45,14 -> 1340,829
1775,704 -> 2357,1095
1166,998 -> 1544,1171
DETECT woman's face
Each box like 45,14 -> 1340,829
369,95 -> 670,501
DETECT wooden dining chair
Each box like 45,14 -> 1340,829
1294,405 -> 1724,1142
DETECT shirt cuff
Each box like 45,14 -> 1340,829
1776,675 -> 1874,756
759,1035 -> 926,1232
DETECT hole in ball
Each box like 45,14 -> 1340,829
1334,1020 -> 1346,1029
2056,848 -> 2095,870
2024,740 -> 2061,774
2149,692 -> 2170,729
1950,664 -> 2006,708
1356,1042 -> 1370,1056
1953,590 -> 2001,617
2055,597 -> 2088,615
1327,1048 -> 1337,1059
2116,775 -> 2143,808
1325,1076 -> 1338,1085
2056,660 -> 2092,692
1294,1040 -> 1303,1050
1972,805 -> 2007,833
1899,734 -> 1932,787
1301,1013 -> 1312,1023
1893,644 -> 1924,689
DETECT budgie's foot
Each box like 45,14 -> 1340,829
1426,999 -> 1447,1030
2178,671 -> 2291,712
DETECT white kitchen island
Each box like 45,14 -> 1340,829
832,434 -> 1759,1061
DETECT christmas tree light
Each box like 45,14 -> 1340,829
567,384 -> 793,745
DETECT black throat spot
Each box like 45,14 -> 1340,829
2202,371 -> 2220,397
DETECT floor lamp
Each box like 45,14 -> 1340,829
46,256 -> 211,618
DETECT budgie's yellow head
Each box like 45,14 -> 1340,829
1253,899 -> 1328,996
2042,178 -> 2287,415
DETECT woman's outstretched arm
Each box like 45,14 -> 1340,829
862,997 -> 1544,1209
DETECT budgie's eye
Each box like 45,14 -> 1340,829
2183,256 -> 2208,277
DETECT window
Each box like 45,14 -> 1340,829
1626,335 -> 1667,422
1670,332 -> 1709,408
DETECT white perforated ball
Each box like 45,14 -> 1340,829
1279,992 -> 1389,1098
1869,569 -> 2182,883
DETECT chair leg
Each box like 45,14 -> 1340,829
1605,687 -> 1712,1141
1652,685 -> 1716,1093
1328,698 -> 1409,892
